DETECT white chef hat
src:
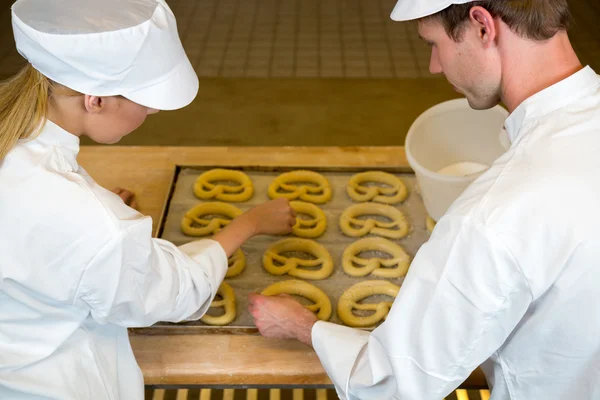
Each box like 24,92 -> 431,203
391,0 -> 475,21
11,0 -> 198,110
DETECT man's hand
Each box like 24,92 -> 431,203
248,293 -> 318,347
112,187 -> 138,210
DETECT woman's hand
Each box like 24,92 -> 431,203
112,187 -> 138,210
246,198 -> 296,236
212,198 -> 296,257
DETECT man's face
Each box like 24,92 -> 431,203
417,18 -> 502,110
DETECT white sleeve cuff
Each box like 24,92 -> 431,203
178,239 -> 228,320
312,321 -> 371,399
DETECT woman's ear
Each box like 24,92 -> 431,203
83,95 -> 104,113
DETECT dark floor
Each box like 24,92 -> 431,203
0,0 -> 598,146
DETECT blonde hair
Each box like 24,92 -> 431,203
0,64 -> 85,161
0,64 -> 51,161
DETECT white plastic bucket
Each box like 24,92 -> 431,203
406,98 -> 509,221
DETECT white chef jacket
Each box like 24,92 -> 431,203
312,66 -> 600,400
0,120 -> 228,399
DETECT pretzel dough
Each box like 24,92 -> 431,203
193,169 -> 253,202
347,171 -> 408,204
200,282 -> 236,326
290,201 -> 327,238
342,237 -> 411,278
339,203 -> 410,239
263,238 -> 333,280
426,215 -> 436,234
338,280 -> 400,328
226,249 -> 246,278
181,202 -> 242,237
268,170 -> 332,204
261,280 -> 332,321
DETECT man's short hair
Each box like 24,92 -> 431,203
423,0 -> 571,42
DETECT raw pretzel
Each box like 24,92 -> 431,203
268,170 -> 332,204
262,238 -> 333,280
339,203 -> 410,239
226,249 -> 246,278
426,215 -> 436,234
342,237 -> 411,278
181,202 -> 242,237
290,201 -> 327,238
200,282 -> 236,326
347,171 -> 408,204
194,169 -> 253,202
261,280 -> 332,321
338,280 -> 400,328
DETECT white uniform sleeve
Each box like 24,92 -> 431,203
312,216 -> 533,400
74,216 -> 228,327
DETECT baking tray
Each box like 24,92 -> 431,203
133,165 -> 430,335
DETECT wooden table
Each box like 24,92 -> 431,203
78,146 -> 487,388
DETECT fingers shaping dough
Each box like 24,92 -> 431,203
426,215 -> 436,234
261,280 -> 332,321
268,170 -> 332,204
194,169 -> 253,202
343,237 -> 411,278
181,202 -> 242,237
226,249 -> 246,278
200,282 -> 236,326
338,280 -> 400,328
347,171 -> 408,204
263,238 -> 333,280
339,203 -> 410,239
290,201 -> 327,238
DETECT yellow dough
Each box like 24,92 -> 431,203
290,201 -> 327,238
200,282 -> 236,326
342,237 -> 411,278
338,280 -> 400,328
339,202 -> 410,239
426,215 -> 436,234
261,280 -> 332,321
268,170 -> 332,204
263,238 -> 333,280
226,249 -> 246,278
181,202 -> 242,237
347,171 -> 408,204
194,169 -> 253,202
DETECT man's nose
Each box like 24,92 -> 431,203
429,47 -> 443,75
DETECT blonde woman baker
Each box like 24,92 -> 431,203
0,1 -> 295,399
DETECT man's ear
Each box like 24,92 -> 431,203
83,95 -> 104,113
469,6 -> 497,47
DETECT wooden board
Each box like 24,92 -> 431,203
79,146 -> 487,388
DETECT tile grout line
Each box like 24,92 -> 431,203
337,0 -> 347,78
178,0 -> 202,44
192,0 -> 219,71
317,0 -> 322,77
242,0 -> 260,77
293,0 -> 301,77
356,0 -> 372,78
378,0 -> 398,78
218,0 -> 242,76
268,0 -> 282,77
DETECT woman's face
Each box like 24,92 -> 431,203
82,96 -> 159,144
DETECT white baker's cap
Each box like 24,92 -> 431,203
11,0 -> 198,110
391,0 -> 474,21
